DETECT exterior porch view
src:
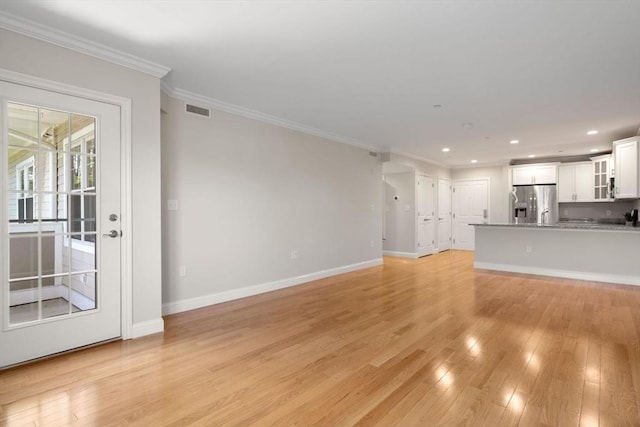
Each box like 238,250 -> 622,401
7,102 -> 98,325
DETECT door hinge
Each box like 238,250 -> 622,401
453,213 -> 456,219
453,238 -> 456,244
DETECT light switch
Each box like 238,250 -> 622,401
168,200 -> 178,211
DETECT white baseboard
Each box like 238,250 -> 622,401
383,251 -> 418,259
474,262 -> 640,287
162,258 -> 383,316
131,318 -> 165,338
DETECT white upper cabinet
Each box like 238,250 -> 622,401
591,154 -> 612,201
511,164 -> 558,185
558,162 -> 592,202
613,136 -> 639,199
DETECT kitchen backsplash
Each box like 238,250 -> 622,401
559,201 -> 635,223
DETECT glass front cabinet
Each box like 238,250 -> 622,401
591,154 -> 612,201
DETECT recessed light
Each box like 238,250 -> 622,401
590,148 -> 599,153
587,130 -> 599,135
471,159 -> 478,163
510,140 -> 519,144
528,154 -> 536,158
442,147 -> 450,152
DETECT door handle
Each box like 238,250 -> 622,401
103,230 -> 120,238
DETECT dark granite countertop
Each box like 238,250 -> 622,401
473,222 -> 640,232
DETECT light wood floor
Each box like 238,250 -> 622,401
2,251 -> 640,426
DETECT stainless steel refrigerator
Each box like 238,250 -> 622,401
510,184 -> 558,224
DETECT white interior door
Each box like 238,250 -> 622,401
452,179 -> 489,250
1,81 -> 122,367
417,174 -> 435,257
437,178 -> 452,252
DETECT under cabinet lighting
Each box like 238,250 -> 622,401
528,154 -> 536,158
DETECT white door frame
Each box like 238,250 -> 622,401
1,68 -> 133,339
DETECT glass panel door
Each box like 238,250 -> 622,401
7,103 -> 98,324
1,80 -> 121,367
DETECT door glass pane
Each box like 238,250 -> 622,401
6,102 -> 98,325
70,273 -> 96,312
9,235 -> 39,280
7,103 -> 38,148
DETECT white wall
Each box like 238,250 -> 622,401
161,95 -> 382,312
383,172 -> 416,255
475,226 -> 640,285
0,29 -> 163,334
452,166 -> 509,223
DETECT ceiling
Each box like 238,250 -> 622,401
2,1 -> 640,168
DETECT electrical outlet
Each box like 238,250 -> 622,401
290,250 -> 299,260
606,210 -> 612,216
179,265 -> 186,277
168,200 -> 178,211
525,245 -> 532,253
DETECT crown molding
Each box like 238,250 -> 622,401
388,149 -> 449,169
161,85 -> 379,153
0,12 -> 171,78
450,160 -> 508,170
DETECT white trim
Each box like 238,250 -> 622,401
1,69 -> 135,340
119,99 -> 134,339
388,149 -> 448,169
451,160 -> 508,169
162,258 -> 383,316
161,86 -> 380,153
131,318 -> 164,338
0,13 -> 170,78
474,262 -> 640,287
382,251 -> 419,259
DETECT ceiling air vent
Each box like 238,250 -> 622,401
185,103 -> 210,118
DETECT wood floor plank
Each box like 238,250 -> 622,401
1,251 -> 640,426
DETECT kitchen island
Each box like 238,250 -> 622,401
474,222 -> 640,286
